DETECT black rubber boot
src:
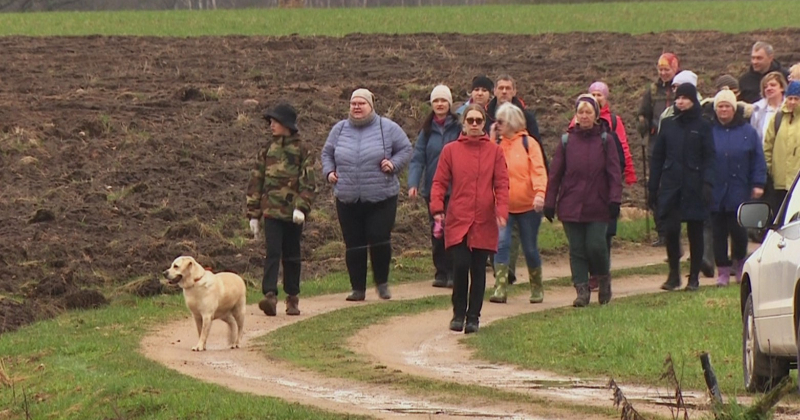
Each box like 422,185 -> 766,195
572,283 -> 591,307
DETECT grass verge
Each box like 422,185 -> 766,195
0,2 -> 799,36
0,294 -> 369,420
470,284 -> 748,395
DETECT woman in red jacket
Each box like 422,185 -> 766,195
430,104 -> 509,334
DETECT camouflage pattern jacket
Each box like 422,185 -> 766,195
246,134 -> 317,222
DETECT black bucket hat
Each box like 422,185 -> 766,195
264,103 -> 298,133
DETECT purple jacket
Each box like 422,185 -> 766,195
545,124 -> 622,222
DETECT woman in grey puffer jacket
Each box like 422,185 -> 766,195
321,88 -> 412,301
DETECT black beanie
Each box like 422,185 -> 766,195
471,75 -> 494,92
675,83 -> 698,102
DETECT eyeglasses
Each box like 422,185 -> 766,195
465,117 -> 484,125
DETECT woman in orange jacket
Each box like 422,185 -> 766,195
488,102 -> 548,304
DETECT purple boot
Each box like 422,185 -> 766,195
716,266 -> 731,287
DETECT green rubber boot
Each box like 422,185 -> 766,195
529,266 -> 544,304
489,263 -> 508,303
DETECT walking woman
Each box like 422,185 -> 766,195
488,102 -> 547,304
649,83 -> 715,291
763,81 -> 800,213
710,90 -> 766,286
321,88 -> 412,301
408,85 -> 462,288
544,95 -> 621,307
577,81 -> 635,290
430,104 -> 509,334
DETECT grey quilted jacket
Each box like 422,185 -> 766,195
321,115 -> 412,203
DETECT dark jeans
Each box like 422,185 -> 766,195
711,211 -> 748,267
424,196 -> 452,281
496,210 -> 542,269
262,218 -> 303,297
336,196 -> 398,292
449,239 -> 490,322
563,222 -> 609,285
663,209 -> 704,281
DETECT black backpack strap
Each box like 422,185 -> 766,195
774,111 -> 784,135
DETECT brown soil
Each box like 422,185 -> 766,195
3,30 -> 800,334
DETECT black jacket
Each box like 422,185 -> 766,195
738,60 -> 789,104
649,100 -> 716,221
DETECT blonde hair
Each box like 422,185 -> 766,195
761,71 -> 787,97
789,63 -> 800,82
495,102 -> 526,133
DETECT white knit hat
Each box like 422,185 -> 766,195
672,70 -> 698,87
714,89 -> 738,111
350,88 -> 375,110
430,84 -> 453,106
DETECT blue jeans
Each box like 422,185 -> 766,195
495,210 -> 542,269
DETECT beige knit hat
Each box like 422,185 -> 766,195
350,88 -> 375,110
430,84 -> 453,106
714,89 -> 738,111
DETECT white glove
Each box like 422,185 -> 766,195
249,219 -> 260,238
292,209 -> 305,224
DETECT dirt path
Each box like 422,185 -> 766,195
141,245 -> 681,419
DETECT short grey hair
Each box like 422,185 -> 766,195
752,41 -> 774,56
495,74 -> 516,89
495,102 -> 526,133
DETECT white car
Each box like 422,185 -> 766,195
738,174 -> 800,392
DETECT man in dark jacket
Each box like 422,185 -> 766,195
485,74 -> 545,283
739,41 -> 790,104
649,83 -> 716,292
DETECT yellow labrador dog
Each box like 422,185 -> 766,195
163,256 -> 246,351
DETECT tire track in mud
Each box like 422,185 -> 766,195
142,246 -> 672,419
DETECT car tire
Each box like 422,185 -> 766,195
743,294 -> 790,392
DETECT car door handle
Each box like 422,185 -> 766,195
777,239 -> 787,249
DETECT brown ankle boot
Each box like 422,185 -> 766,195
285,295 -> 300,316
573,283 -> 590,307
259,292 -> 278,316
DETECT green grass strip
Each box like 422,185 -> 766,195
0,294 -> 369,420
1,2 -> 799,37
470,285 -> 748,395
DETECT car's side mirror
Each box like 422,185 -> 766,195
738,202 -> 773,229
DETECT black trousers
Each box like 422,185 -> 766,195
663,209 -> 704,282
262,218 -> 303,297
771,189 -> 788,219
424,196 -> 452,281
449,239 -> 490,322
336,196 -> 398,292
711,211 -> 748,267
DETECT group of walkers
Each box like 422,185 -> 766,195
244,40 -> 800,335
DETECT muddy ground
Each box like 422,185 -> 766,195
2,30 -> 800,333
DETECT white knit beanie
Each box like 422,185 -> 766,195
430,84 -> 453,106
672,70 -> 698,87
350,88 -> 375,110
714,88 -> 738,111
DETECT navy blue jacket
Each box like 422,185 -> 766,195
649,101 -> 716,221
711,114 -> 767,212
407,115 -> 462,198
